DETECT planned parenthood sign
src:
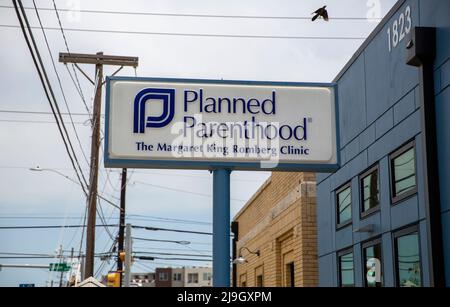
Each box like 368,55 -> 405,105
104,77 -> 339,171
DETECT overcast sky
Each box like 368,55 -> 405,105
0,0 -> 396,287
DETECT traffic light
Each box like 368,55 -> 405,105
107,272 -> 121,287
119,251 -> 135,264
119,251 -> 126,263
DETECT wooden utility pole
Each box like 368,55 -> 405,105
117,168 -> 127,286
59,52 -> 138,278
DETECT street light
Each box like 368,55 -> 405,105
29,166 -> 83,187
29,166 -> 121,210
233,247 -> 260,264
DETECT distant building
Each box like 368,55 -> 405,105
155,268 -> 172,287
171,268 -> 184,287
153,266 -> 212,287
130,272 -> 155,287
184,267 -> 212,287
233,172 -> 318,287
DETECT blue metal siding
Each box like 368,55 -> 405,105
317,0 -> 450,287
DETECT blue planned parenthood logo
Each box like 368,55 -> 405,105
133,88 -> 175,133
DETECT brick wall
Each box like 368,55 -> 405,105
234,172 -> 318,287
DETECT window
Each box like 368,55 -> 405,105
336,183 -> 352,227
338,249 -> 355,287
240,274 -> 247,287
158,272 -> 168,281
390,141 -> 417,203
173,273 -> 182,281
362,239 -> 383,287
394,226 -> 422,287
256,275 -> 264,287
360,165 -> 380,216
188,273 -> 199,284
255,265 -> 264,287
285,262 -> 295,287
203,272 -> 212,281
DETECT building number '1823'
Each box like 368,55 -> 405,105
387,6 -> 412,52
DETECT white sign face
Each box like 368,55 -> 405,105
105,77 -> 339,171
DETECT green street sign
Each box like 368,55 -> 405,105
49,263 -> 71,272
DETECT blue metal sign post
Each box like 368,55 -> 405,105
212,169 -> 231,287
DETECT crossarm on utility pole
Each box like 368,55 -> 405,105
59,53 -> 138,67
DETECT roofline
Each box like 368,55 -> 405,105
333,0 -> 406,82
233,175 -> 272,221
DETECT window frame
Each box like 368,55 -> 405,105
389,140 -> 417,204
393,224 -> 423,287
158,272 -> 168,281
361,237 -> 383,287
173,273 -> 182,281
337,247 -> 355,287
188,273 -> 199,284
335,182 -> 353,229
256,274 -> 264,287
359,164 -> 381,218
203,272 -> 211,281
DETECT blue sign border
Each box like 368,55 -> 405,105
104,76 -> 341,172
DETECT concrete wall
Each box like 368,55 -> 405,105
316,0 -> 450,287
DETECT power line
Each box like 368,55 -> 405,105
133,252 -> 211,258
12,0 -> 89,198
132,237 -> 191,245
132,225 -> 212,236
133,237 -> 212,246
0,224 -> 117,230
0,109 -> 96,116
0,162 -> 265,183
0,213 -> 212,226
132,246 -> 212,253
135,256 -> 212,262
51,0 -> 91,117
0,119 -> 88,125
133,180 -> 246,202
0,24 -> 367,40
0,5 -> 381,21
31,0 -> 91,169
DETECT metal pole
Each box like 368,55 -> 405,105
85,52 -> 103,278
117,168 -> 127,287
123,223 -> 132,287
57,245 -> 64,287
231,221 -> 239,287
212,169 -> 231,287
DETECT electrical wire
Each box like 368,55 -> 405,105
0,5 -> 382,21
32,0 -> 91,168
12,0 -> 88,197
51,0 -> 91,117
0,24 -> 367,40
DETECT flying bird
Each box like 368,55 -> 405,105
312,5 -> 329,21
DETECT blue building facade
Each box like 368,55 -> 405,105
317,0 -> 450,287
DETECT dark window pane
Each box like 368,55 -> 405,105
256,275 -> 263,287
393,148 -> 416,197
362,169 -> 379,212
337,186 -> 352,225
396,232 -> 421,287
364,243 -> 383,287
339,252 -> 354,287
